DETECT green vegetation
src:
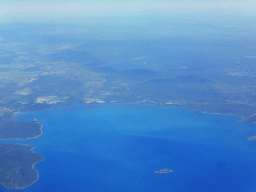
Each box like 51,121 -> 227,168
0,144 -> 43,189
0,120 -> 42,140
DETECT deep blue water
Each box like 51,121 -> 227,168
1,104 -> 256,192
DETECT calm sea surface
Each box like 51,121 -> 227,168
2,104 -> 256,192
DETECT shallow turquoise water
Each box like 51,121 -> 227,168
2,104 -> 256,192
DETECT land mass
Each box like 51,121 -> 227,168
1,32 -> 256,122
0,120 -> 42,140
247,135 -> 256,141
0,143 -> 44,189
154,169 -> 173,173
243,115 -> 256,124
0,24 -> 256,149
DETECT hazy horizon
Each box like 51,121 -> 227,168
0,0 -> 255,23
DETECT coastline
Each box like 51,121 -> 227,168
1,144 -> 44,190
2,99 -> 253,125
15,145 -> 44,190
4,101 -> 255,142
0,121 -> 43,141
1,102 -> 255,190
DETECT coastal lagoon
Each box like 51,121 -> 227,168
2,104 -> 256,192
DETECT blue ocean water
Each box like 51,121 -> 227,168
2,104 -> 256,192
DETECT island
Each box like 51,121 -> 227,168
0,143 -> 44,189
0,120 -> 42,140
247,135 -> 256,141
154,169 -> 173,173
243,115 -> 256,124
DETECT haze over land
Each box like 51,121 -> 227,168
0,16 -> 256,120
0,0 -> 256,190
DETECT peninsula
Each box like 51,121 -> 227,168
0,120 -> 42,140
0,143 -> 44,189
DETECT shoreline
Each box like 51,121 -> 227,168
0,121 -> 43,141
81,101 -> 246,121
2,102 -> 254,142
2,99 -> 253,124
6,101 -> 251,125
0,101 -> 254,189
13,145 -> 44,190
0,144 -> 44,190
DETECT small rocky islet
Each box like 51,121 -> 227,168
154,169 -> 173,174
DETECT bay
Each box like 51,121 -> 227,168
2,104 -> 256,192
